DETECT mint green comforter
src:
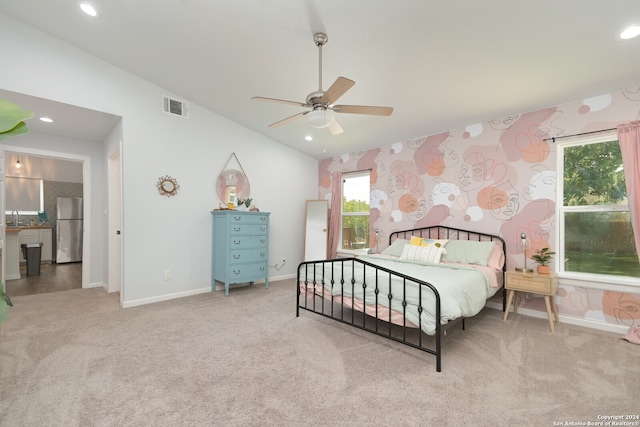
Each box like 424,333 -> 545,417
301,255 -> 499,335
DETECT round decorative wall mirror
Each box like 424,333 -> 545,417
216,169 -> 250,204
157,175 -> 180,197
216,153 -> 250,204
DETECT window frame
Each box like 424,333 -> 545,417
340,170 -> 371,253
556,131 -> 640,288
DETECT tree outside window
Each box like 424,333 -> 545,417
342,172 -> 370,251
559,135 -> 640,278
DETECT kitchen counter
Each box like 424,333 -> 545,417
6,225 -> 53,230
5,229 -> 21,279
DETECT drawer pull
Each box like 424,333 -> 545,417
260,227 -> 266,232
260,252 -> 265,257
234,216 -> 241,221
233,240 -> 241,245
260,217 -> 266,221
234,227 -> 241,232
233,254 -> 241,259
233,270 -> 241,275
259,267 -> 265,272
260,239 -> 266,244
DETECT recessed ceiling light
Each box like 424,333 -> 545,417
619,24 -> 640,40
79,2 -> 100,17
39,117 -> 54,123
305,135 -> 313,142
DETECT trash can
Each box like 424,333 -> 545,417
21,243 -> 43,276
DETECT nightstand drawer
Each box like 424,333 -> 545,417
505,271 -> 557,294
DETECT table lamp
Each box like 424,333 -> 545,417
515,232 -> 533,272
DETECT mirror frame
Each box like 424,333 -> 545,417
216,153 -> 250,204
215,169 -> 250,204
157,175 -> 179,197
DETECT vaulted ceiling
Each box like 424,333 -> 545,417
2,1 -> 640,159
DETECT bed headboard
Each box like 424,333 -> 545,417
389,225 -> 507,272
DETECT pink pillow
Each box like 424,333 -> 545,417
487,244 -> 505,270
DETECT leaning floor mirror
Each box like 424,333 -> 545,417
304,200 -> 328,261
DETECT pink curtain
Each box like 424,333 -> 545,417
327,171 -> 342,259
618,121 -> 640,262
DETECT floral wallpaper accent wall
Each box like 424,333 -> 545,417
318,87 -> 640,330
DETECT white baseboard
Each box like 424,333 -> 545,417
123,274 -> 298,309
122,287 -> 210,308
486,301 -> 629,335
84,281 -> 104,289
269,273 -> 296,281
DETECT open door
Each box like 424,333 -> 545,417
107,148 -> 122,299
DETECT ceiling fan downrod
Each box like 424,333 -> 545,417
314,32 -> 328,93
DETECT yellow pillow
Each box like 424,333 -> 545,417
410,236 -> 448,248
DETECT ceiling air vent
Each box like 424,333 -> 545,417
162,96 -> 189,118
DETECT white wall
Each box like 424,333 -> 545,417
0,13 -> 318,305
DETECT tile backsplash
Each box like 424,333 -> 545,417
43,181 -> 83,223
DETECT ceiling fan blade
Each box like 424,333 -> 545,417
333,105 -> 393,116
328,119 -> 343,135
321,77 -> 355,105
268,111 -> 307,128
252,96 -> 309,108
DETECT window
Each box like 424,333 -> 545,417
558,133 -> 640,281
4,177 -> 44,215
341,171 -> 370,251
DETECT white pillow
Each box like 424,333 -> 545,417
400,244 -> 445,264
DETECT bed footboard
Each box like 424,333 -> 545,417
297,257 -> 451,372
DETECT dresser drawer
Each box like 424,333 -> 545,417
229,214 -> 269,225
229,235 -> 267,248
229,248 -> 268,264
229,262 -> 267,283
229,223 -> 268,236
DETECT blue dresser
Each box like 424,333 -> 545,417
212,210 -> 270,296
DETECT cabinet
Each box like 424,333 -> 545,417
502,270 -> 559,332
212,210 -> 270,297
5,229 -> 21,280
18,228 -> 53,263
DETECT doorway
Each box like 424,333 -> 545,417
3,150 -> 87,296
0,89 -> 123,301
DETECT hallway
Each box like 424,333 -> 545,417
4,263 -> 82,297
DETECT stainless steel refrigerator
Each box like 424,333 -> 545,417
56,197 -> 83,263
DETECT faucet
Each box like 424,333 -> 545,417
11,209 -> 20,227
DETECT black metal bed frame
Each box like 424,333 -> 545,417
296,225 -> 507,372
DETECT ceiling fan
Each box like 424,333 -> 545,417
252,32 -> 393,135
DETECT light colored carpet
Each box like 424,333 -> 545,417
1,279 -> 638,426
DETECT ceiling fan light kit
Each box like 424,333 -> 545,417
252,32 -> 393,136
307,109 -> 335,128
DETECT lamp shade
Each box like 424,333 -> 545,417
307,109 -> 335,128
